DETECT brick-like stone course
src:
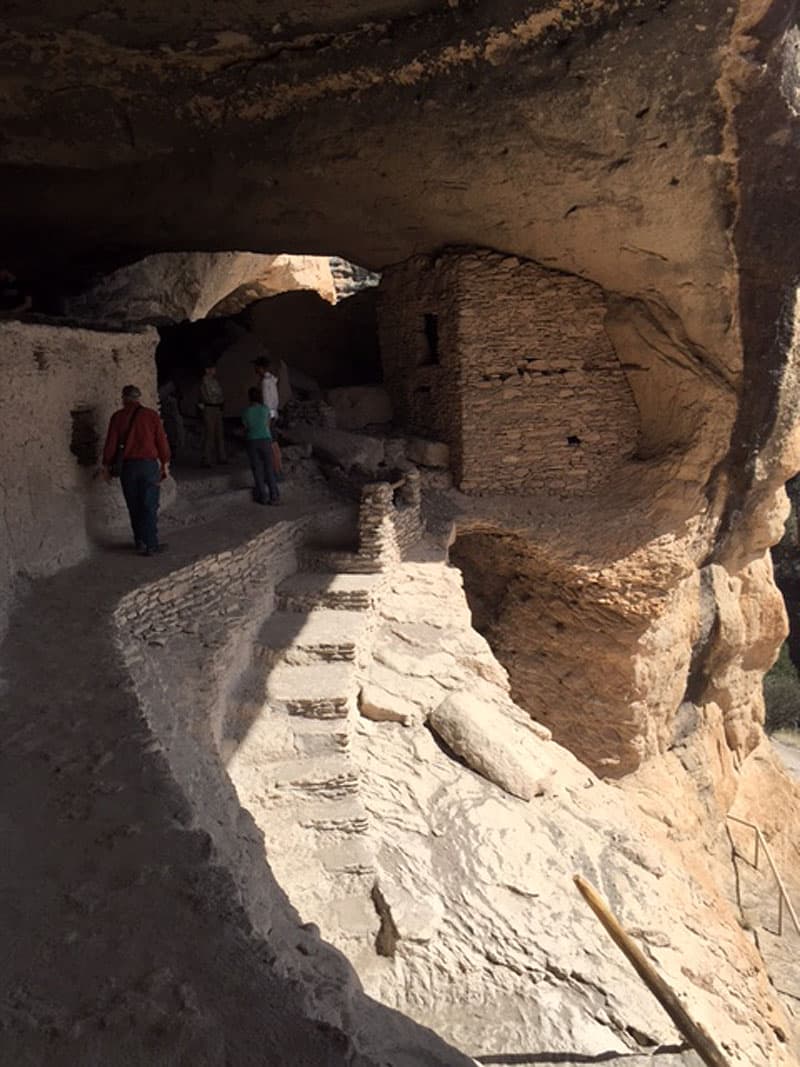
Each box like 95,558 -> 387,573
115,518 -> 313,647
358,468 -> 423,566
378,250 -> 640,495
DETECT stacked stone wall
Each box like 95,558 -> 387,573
377,255 -> 462,458
378,252 -> 640,495
112,507 -> 388,999
115,510 -> 350,650
358,468 -> 423,566
117,528 -> 294,647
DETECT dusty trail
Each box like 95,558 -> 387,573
0,489 -> 468,1067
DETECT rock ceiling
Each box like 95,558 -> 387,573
1,0 -> 793,290
2,0 -> 799,512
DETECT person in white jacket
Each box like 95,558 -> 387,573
252,354 -> 284,481
253,355 -> 279,420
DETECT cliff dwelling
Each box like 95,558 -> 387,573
2,1 -> 800,1066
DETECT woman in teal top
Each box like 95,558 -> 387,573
242,387 -> 279,505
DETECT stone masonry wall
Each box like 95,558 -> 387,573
358,468 -> 424,567
377,255 -> 461,450
0,320 -> 157,616
115,516 -> 315,764
378,251 -> 640,495
457,254 -> 640,494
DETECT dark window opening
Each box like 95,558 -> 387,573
420,313 -> 440,366
70,407 -> 99,466
567,435 -> 581,447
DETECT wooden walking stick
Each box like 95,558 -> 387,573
573,875 -> 731,1067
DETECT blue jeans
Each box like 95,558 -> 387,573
246,439 -> 278,503
120,459 -> 161,550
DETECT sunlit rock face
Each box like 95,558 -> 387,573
62,253 -> 336,325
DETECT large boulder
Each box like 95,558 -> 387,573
326,386 -> 393,430
406,438 -> 450,469
282,425 -> 385,472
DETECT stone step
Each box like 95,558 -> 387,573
257,610 -> 368,665
322,891 -> 380,940
266,663 -> 356,721
317,837 -> 374,875
298,797 -> 369,834
299,547 -> 383,575
276,572 -> 382,613
292,718 -> 351,758
270,756 -> 359,798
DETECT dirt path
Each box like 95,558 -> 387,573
0,491 -> 469,1066
772,737 -> 800,783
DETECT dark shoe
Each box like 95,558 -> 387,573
256,499 -> 270,507
268,498 -> 280,506
134,540 -> 146,552
139,543 -> 168,556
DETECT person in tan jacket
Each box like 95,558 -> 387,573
198,363 -> 227,467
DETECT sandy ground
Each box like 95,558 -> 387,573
772,734 -> 800,783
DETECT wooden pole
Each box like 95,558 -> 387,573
573,875 -> 731,1067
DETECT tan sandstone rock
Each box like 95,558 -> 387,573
428,691 -> 551,801
359,684 -> 416,725
64,252 -> 336,325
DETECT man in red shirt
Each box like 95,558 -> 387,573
101,384 -> 171,556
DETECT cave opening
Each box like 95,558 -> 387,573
134,253 -> 386,470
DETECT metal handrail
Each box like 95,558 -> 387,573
726,814 -> 800,937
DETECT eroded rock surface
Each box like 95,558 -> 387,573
104,497 -> 779,1066
64,252 -> 336,324
2,1 -> 800,1065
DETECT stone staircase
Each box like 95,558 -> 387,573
227,470 -> 423,950
228,550 -> 385,947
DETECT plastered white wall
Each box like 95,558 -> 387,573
0,320 -> 158,612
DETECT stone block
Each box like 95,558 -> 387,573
326,386 -> 393,430
406,438 -> 450,468
359,684 -> 416,725
282,425 -> 385,472
428,691 -> 550,801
